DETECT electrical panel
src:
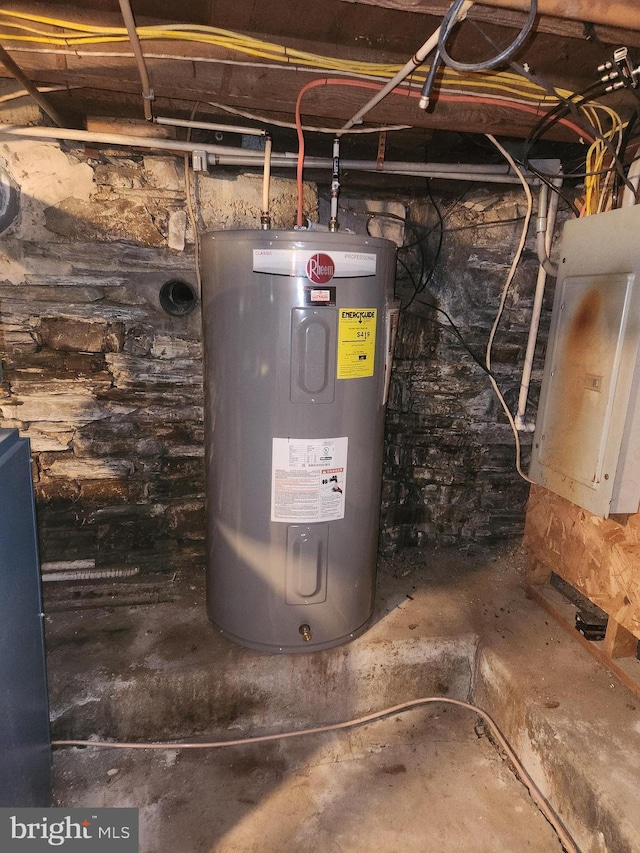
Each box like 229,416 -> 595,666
529,204 -> 640,517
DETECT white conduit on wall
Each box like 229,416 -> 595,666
118,0 -> 154,121
261,135 -> 272,228
515,178 -> 561,432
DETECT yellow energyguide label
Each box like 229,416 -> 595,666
337,308 -> 377,379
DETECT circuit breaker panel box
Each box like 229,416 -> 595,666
529,204 -> 640,518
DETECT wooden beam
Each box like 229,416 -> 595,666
341,0 -> 640,36
0,66 -> 586,141
0,1 -> 628,140
526,582 -> 640,700
0,40 -> 596,141
479,0 -> 640,32
0,44 -> 67,126
604,619 -> 639,659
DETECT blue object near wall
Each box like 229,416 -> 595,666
0,429 -> 52,807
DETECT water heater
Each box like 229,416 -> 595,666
201,230 -> 397,652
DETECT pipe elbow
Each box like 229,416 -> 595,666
536,230 -> 558,277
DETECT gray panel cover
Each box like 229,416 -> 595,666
529,205 -> 640,516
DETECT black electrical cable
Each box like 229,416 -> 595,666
364,214 -> 429,302
403,182 -> 444,310
419,48 -> 443,108
395,252 -> 491,373
413,298 -> 493,376
444,215 -> 527,232
379,192 -> 513,377
517,81 -> 614,216
612,110 -> 640,207
522,84 -> 602,153
357,187 -> 499,373
437,0 -> 538,73
522,82 -> 605,160
462,16 -> 637,201
519,75 -> 638,199
515,158 -> 580,217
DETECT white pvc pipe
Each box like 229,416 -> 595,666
210,154 -> 542,184
155,116 -> 266,137
118,0 -> 154,121
0,123 -> 252,156
340,0 -> 474,132
515,178 -> 561,432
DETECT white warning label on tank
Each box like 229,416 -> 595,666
271,437 -> 348,523
253,249 -> 376,278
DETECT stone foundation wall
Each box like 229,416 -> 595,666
380,188 -> 556,550
0,139 -> 315,573
0,138 -> 553,571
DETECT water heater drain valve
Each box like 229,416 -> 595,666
299,624 -> 312,642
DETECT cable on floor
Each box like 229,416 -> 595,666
52,694 -> 579,852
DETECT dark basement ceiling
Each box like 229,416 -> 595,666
0,1 -> 639,165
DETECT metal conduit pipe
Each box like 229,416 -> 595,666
0,123 -> 515,180
118,0 -> 154,121
339,0 -> 474,132
261,135 -> 272,229
0,124 -> 551,185
154,116 -> 266,137
515,176 -> 561,432
535,181 -> 560,277
209,154 -> 544,184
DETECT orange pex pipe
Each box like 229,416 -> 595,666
295,77 -> 592,226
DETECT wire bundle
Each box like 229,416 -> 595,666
0,9 -> 612,121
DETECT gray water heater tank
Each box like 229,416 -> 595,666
201,229 -> 397,652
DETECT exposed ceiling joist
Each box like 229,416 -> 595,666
0,44 -> 66,126
341,0 -> 640,34
0,40 -> 589,143
0,0 -> 636,147
479,0 -> 640,31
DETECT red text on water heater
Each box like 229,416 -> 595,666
306,253 -> 335,284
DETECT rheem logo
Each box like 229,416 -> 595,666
306,253 -> 335,284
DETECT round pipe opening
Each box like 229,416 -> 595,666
159,279 -> 198,316
0,165 -> 19,234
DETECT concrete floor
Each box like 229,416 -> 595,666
46,541 -> 640,853
54,706 -> 562,853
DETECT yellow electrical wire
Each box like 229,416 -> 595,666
0,9 -> 569,105
0,9 -> 592,114
0,5 -> 626,196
